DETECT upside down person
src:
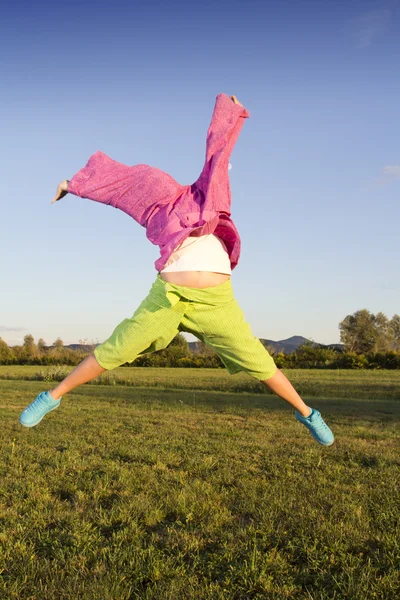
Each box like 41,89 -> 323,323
19,94 -> 334,446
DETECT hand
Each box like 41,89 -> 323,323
51,180 -> 69,204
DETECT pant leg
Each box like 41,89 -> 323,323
193,94 -> 250,214
67,151 -> 183,227
94,280 -> 186,370
179,295 -> 276,381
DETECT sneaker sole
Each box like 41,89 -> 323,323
311,435 -> 335,446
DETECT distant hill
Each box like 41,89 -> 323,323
260,336 -> 343,354
189,336 -> 343,355
67,344 -> 98,351
260,336 -> 311,354
64,338 -> 343,355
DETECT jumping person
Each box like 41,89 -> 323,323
19,94 -> 334,446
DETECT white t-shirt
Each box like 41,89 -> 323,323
160,234 -> 231,274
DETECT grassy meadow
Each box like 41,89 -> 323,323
1,368 -> 400,599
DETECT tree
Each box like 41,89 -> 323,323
391,314 -> 400,351
0,337 -> 13,364
54,337 -> 64,349
38,338 -> 46,352
339,310 -> 377,353
161,333 -> 190,366
374,312 -> 394,352
168,333 -> 189,350
339,310 -> 397,353
23,334 -> 35,350
23,334 -> 38,361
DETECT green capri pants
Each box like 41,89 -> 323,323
94,275 -> 277,381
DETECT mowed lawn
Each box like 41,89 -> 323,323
1,369 -> 400,599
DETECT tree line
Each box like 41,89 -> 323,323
0,334 -> 222,368
1,309 -> 399,369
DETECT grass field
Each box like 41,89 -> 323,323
1,365 -> 400,398
1,369 -> 400,599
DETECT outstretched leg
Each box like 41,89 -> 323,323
194,94 -> 250,214
18,354 -> 105,428
262,369 -> 310,416
18,345 -> 166,429
262,370 -> 334,446
179,288 -> 334,446
19,277 -> 184,427
50,354 -> 104,399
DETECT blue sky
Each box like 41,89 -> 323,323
1,0 -> 399,347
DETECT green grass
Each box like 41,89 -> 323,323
1,372 -> 400,599
1,365 -> 400,398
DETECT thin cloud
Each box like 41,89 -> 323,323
349,8 -> 392,48
382,165 -> 400,178
0,325 -> 27,333
373,164 -> 400,186
374,283 -> 398,291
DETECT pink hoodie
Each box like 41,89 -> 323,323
68,94 -> 250,271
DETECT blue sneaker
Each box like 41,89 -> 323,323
295,408 -> 334,446
19,391 -> 61,428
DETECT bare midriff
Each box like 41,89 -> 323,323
159,271 -> 230,289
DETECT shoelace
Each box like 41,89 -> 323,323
25,394 -> 47,412
312,416 -> 330,431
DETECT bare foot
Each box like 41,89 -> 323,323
51,180 -> 69,204
230,95 -> 243,107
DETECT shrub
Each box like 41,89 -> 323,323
333,352 -> 368,369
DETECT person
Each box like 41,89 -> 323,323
19,94 -> 334,446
